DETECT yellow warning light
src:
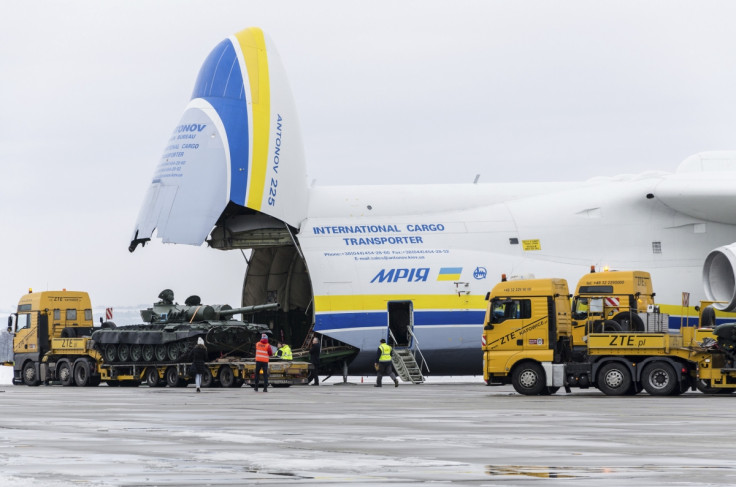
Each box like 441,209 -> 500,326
501,274 -> 507,282
28,288 -> 33,293
603,266 -> 610,272
590,265 -> 595,273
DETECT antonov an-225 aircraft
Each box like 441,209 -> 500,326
130,27 -> 736,375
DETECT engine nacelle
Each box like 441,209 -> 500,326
703,243 -> 736,311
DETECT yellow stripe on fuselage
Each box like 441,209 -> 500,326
234,27 -> 270,211
315,294 -> 487,312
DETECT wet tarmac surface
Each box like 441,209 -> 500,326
2,377 -> 736,486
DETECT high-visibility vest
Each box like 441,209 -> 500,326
278,345 -> 293,360
255,341 -> 271,362
379,343 -> 392,362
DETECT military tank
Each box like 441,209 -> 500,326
91,290 -> 278,365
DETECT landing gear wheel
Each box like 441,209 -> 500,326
129,344 -> 143,363
154,344 -> 167,362
641,361 -> 677,396
146,367 -> 163,387
74,361 -> 94,387
58,361 -> 75,387
511,362 -> 546,395
597,362 -> 632,396
118,344 -> 130,362
218,365 -> 235,388
201,368 -> 213,388
103,344 -> 118,363
165,366 -> 186,387
142,344 -> 155,362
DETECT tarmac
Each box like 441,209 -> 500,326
2,375 -> 736,486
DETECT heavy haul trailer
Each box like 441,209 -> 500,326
482,270 -> 736,396
8,289 -> 308,388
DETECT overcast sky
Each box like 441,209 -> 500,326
2,1 -> 736,320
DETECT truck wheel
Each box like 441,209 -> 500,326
597,362 -> 632,396
218,365 -> 235,388
146,367 -> 163,387
74,361 -> 93,387
511,362 -> 546,395
695,379 -> 736,394
22,362 -> 40,386
58,361 -> 75,387
641,361 -> 677,396
612,312 -> 645,332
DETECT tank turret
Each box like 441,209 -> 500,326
91,290 -> 279,365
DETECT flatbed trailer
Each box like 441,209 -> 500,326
38,336 -> 309,388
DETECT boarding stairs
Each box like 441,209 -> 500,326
389,329 -> 429,384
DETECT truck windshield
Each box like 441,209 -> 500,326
490,299 -> 531,324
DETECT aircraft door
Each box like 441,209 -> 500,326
387,301 -> 413,347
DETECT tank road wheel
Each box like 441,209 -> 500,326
58,361 -> 75,387
129,344 -> 143,363
641,361 -> 677,396
142,344 -> 155,362
596,362 -> 632,396
22,362 -> 40,386
218,365 -> 236,388
154,344 -> 167,362
74,361 -> 95,387
146,367 -> 163,387
201,368 -> 214,388
166,342 -> 181,362
103,344 -> 118,363
118,344 -> 131,362
511,362 -> 546,395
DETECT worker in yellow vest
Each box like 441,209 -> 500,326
375,338 -> 399,388
276,341 -> 293,360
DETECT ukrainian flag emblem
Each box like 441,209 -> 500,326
437,267 -> 462,281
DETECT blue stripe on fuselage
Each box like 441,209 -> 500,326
314,309 -> 486,331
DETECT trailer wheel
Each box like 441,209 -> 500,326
146,367 -> 164,387
22,361 -> 40,386
641,361 -> 677,396
597,362 -> 632,396
201,368 -> 214,388
74,361 -> 93,387
218,365 -> 235,388
58,360 -> 75,387
695,379 -> 736,394
511,362 -> 546,395
165,366 -> 185,387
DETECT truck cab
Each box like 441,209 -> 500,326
9,290 -> 94,385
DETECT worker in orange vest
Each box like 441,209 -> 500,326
254,333 -> 273,392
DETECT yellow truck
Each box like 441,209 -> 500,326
482,270 -> 736,396
7,289 -> 308,387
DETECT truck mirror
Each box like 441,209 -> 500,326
6,315 -> 11,333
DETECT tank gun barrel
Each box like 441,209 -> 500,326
220,303 -> 280,317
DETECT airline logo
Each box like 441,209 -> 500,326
371,268 -> 429,283
437,267 -> 462,281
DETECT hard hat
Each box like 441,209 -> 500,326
197,337 -> 204,345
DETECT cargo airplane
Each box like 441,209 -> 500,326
130,27 -> 736,375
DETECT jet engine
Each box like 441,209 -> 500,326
703,243 -> 736,311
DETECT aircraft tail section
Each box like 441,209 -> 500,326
130,27 -> 308,251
